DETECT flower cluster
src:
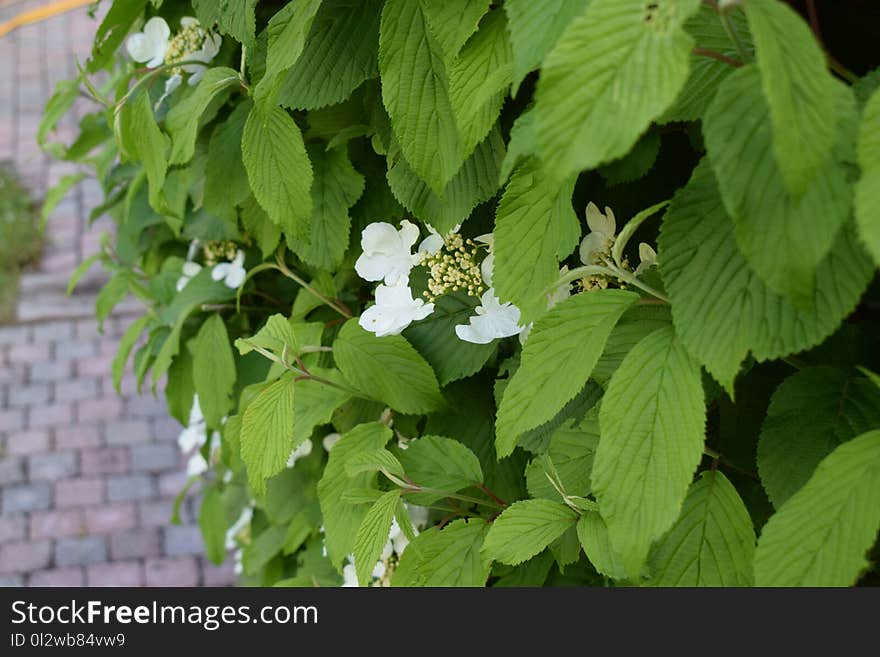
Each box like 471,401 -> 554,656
176,396 -> 220,477
576,202 -> 657,290
340,504 -> 429,587
175,241 -> 247,292
125,16 -> 221,102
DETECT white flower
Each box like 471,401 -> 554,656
341,563 -> 359,587
354,221 -> 421,286
579,202 -> 617,265
211,250 -> 246,289
179,17 -> 222,86
475,233 -> 495,286
322,433 -> 342,452
186,451 -> 208,477
233,548 -> 244,576
126,17 -> 170,68
634,242 -> 657,277
286,439 -> 313,468
359,282 -> 434,337
418,223 -> 461,258
175,261 -> 202,292
225,506 -> 253,550
371,560 -> 387,580
455,288 -> 524,344
407,504 -> 429,530
177,396 -> 206,453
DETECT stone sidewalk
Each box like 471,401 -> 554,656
0,1 -> 234,586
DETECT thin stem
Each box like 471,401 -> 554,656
274,249 -> 353,318
693,47 -> 742,68
239,44 -> 248,79
477,484 -> 508,508
828,55 -> 858,84
546,264 -> 669,303
403,485 -> 504,511
612,267 -> 670,303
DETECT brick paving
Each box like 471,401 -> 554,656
0,1 -> 235,587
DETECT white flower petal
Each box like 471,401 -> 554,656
455,289 -> 523,344
481,252 -> 494,287
175,276 -> 188,292
418,232 -> 444,255
211,263 -> 230,281
186,452 -> 208,477
341,563 -> 359,587
223,265 -> 246,289
579,232 -> 607,265
182,261 -> 202,277
180,16 -> 200,29
322,433 -> 342,452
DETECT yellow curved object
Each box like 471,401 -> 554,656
0,0 -> 94,38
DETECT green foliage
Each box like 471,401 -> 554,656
47,0 -> 880,588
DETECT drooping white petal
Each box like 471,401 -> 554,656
186,451 -> 208,477
175,276 -> 189,292
286,439 -> 313,468
322,433 -> 342,452
180,16 -> 200,29
481,252 -> 494,287
341,563 -> 359,587
585,202 -> 615,237
371,560 -> 386,580
359,283 -> 434,337
418,232 -> 444,256
225,506 -> 253,550
211,263 -> 230,281
182,261 -> 202,277
579,232 -> 608,265
223,264 -> 246,289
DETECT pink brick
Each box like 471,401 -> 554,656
159,471 -> 189,497
7,341 -> 50,364
54,423 -> 101,449
0,540 -> 52,574
80,447 -> 129,476
55,477 -> 104,508
40,250 -> 78,273
5,428 -> 51,455
54,378 -> 100,402
77,396 -> 122,422
86,561 -> 143,587
76,353 -> 115,378
28,402 -> 73,429
0,408 -> 25,433
84,504 -> 136,534
144,557 -> 199,587
138,500 -> 174,528
30,568 -> 85,587
29,508 -> 85,539
0,515 -> 26,544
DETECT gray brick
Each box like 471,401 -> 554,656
28,450 -> 78,481
130,443 -> 180,473
53,339 -> 98,361
104,419 -> 152,445
55,536 -> 108,567
106,473 -> 155,502
2,483 -> 52,513
110,528 -> 161,560
7,383 -> 50,407
30,360 -> 71,382
163,525 -> 204,557
32,321 -> 74,342
0,575 -> 25,587
54,378 -> 99,402
0,456 -> 25,486
0,325 -> 30,346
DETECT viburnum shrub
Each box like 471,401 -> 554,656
41,0 -> 880,587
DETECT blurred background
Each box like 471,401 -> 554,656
0,0 -> 234,587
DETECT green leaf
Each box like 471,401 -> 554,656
499,106 -> 535,183
387,127 -> 504,235
345,449 -> 405,480
598,131 -> 661,186
393,519 -> 491,587
277,0 -> 383,111
39,81 -> 78,148
855,86 -> 880,264
199,487 -> 228,565
112,315 -> 151,395
593,326 -> 705,577
243,525 -> 288,576
403,291 -> 496,386
659,160 -> 874,393
87,0 -> 148,72
493,158 -> 579,323
703,66 -> 854,306
504,0 -> 591,94
242,102 -> 313,242
333,320 -> 444,414
239,196 -> 281,259
190,315 -> 236,429
117,91 -> 169,216
204,101 -> 252,220
165,67 -> 239,166
745,0 -> 837,197
535,0 -> 701,180
660,5 -> 752,123
95,273 -> 131,330
448,9 -> 512,156
755,430 -> 880,586
318,422 -> 392,569
292,370 -> 352,451
193,0 -> 258,47
41,173 -> 85,231
165,348 -> 195,427
592,304 -> 672,386
398,435 -> 482,502
577,512 -> 627,580
495,289 -> 638,457
256,0 -> 323,102
288,146 -> 365,270
482,499 -> 578,566
353,489 -> 401,585
421,0 -> 492,62
240,374 -> 296,496
379,0 -> 463,194
526,418 -> 598,503
647,470 -> 755,586
758,367 -> 880,509
66,253 -> 101,297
